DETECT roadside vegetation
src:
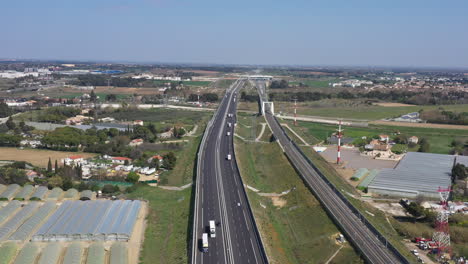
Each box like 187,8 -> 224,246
289,120 -> 468,154
234,111 -> 363,263
126,185 -> 192,264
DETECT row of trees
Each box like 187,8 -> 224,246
420,109 -> 468,126
268,90 -> 468,105
187,93 -> 219,102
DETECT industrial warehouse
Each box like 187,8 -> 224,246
367,152 -> 465,199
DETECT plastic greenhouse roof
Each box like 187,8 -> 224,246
110,242 -> 128,264
12,243 -> 39,264
37,243 -> 62,264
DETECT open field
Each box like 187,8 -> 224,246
159,134 -> 201,186
288,120 -> 468,154
126,185 -> 192,264
235,119 -> 363,263
270,100 -> 468,121
371,120 -> 468,130
100,108 -> 211,125
374,102 -> 416,107
0,147 -> 97,167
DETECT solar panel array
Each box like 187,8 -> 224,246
33,200 -> 141,242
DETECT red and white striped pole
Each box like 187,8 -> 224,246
337,120 -> 342,164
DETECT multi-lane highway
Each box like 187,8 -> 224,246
192,79 -> 268,264
254,80 -> 406,264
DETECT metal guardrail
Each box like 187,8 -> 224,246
190,114 -> 215,263
231,106 -> 270,264
271,115 -> 410,264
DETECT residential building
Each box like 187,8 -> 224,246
111,157 -> 132,165
133,120 -> 144,126
129,138 -> 143,147
408,136 -> 419,144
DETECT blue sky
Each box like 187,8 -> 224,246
1,0 -> 467,67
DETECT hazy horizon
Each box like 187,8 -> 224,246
1,0 -> 467,68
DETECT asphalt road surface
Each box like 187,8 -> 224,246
192,79 -> 268,264
254,80 -> 405,264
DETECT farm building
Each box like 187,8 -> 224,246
367,152 -> 454,199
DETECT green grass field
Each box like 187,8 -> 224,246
152,80 -> 212,87
290,78 -> 338,88
126,186 -> 191,264
289,120 -> 468,154
274,101 -> 468,121
235,119 -> 363,263
159,134 -> 201,186
101,108 -> 211,125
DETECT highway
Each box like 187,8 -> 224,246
254,80 -> 406,264
192,79 -> 268,264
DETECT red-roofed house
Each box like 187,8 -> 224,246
379,134 -> 390,142
133,120 -> 144,126
63,155 -> 84,165
111,157 -> 133,165
147,155 -> 164,164
129,138 -> 144,147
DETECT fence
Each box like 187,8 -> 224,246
271,115 -> 410,264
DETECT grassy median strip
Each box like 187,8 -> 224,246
234,135 -> 363,263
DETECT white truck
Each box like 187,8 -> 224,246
227,122 -> 232,128
227,154 -> 232,160
202,233 -> 209,252
209,220 -> 216,238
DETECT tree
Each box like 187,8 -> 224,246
6,117 -> 15,130
54,160 -> 59,171
163,152 -> 177,170
90,90 -> 97,102
0,102 -> 13,118
126,171 -> 140,183
452,163 -> 467,181
102,184 -> 116,194
47,158 -> 53,173
418,140 -> 430,153
105,94 -> 117,102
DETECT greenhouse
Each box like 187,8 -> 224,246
9,202 -> 57,241
64,188 -> 78,199
0,242 -> 18,264
0,202 -> 40,241
12,243 -> 39,264
110,242 -> 128,264
0,200 -> 21,225
85,242 -> 105,264
14,185 -> 34,200
358,169 -> 379,189
351,168 -> 369,181
33,200 -> 141,242
46,187 -> 63,200
30,186 -> 49,200
79,190 -> 93,200
63,243 -> 83,264
0,184 -> 21,200
37,243 -> 62,264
